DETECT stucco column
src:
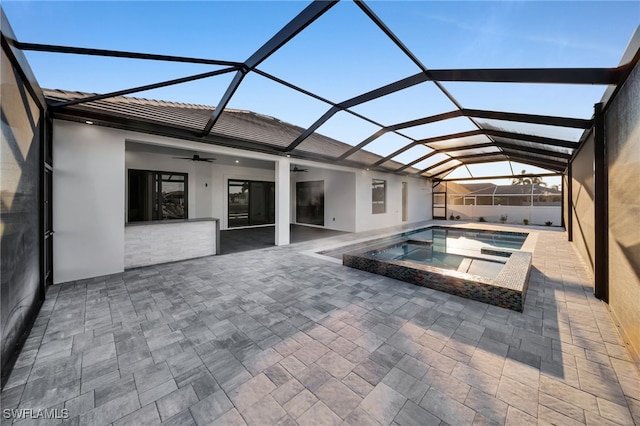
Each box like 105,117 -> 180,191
275,158 -> 290,246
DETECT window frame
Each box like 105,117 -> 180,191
227,179 -> 275,228
127,168 -> 188,222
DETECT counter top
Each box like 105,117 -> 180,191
125,217 -> 219,227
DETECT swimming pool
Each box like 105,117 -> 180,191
320,226 -> 527,261
368,240 -> 506,279
326,226 -> 532,311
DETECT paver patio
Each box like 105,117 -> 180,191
2,222 -> 639,425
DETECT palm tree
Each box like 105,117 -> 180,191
512,170 -> 531,185
512,170 -> 546,186
530,175 -> 546,186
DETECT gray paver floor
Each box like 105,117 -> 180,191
2,221 -> 639,425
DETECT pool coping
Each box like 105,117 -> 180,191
310,223 -> 537,259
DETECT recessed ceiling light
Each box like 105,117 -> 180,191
235,160 -> 239,163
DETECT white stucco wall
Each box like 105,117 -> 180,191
52,120 -> 432,282
53,122 -> 280,283
408,175 -> 433,224
195,162 -> 213,219
355,171 -> 432,232
53,121 -> 125,283
276,159 -> 290,245
291,168 -> 356,232
290,168 -> 432,233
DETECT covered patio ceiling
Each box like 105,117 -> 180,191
4,0 -> 639,180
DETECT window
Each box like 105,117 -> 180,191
494,195 -> 529,206
228,180 -> 275,227
533,194 -> 561,206
372,179 -> 386,214
477,196 -> 493,205
128,169 -> 187,222
448,195 -> 464,205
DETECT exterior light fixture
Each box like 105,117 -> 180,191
85,120 -> 93,125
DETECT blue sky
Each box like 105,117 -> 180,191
3,1 -> 639,184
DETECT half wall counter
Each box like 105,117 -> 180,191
125,218 -> 220,269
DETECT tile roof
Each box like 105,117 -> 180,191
44,89 -> 419,174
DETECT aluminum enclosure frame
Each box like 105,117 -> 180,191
8,0 -> 638,180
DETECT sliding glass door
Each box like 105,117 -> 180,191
228,180 -> 275,227
296,181 -> 324,226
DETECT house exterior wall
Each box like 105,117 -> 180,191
194,162 -> 213,219
291,169 -> 356,232
409,177 -> 432,225
51,121 -> 432,283
570,132 -> 596,272
605,57 -> 640,361
53,121 -> 125,284
275,159 -> 290,245
354,171 -> 431,233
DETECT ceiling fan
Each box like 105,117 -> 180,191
173,154 -> 216,163
291,165 -> 308,173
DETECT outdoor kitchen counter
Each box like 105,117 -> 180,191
124,218 -> 220,269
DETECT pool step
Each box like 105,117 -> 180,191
457,257 -> 473,273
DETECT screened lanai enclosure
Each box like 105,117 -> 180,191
435,182 -> 562,225
2,0 -> 640,394
9,2 -> 626,179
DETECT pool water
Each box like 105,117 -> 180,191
366,241 -> 506,279
408,227 -> 526,250
336,226 -> 532,311
321,226 -> 528,261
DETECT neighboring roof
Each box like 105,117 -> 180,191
457,184 -> 561,196
447,182 -> 496,195
44,89 -> 417,174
